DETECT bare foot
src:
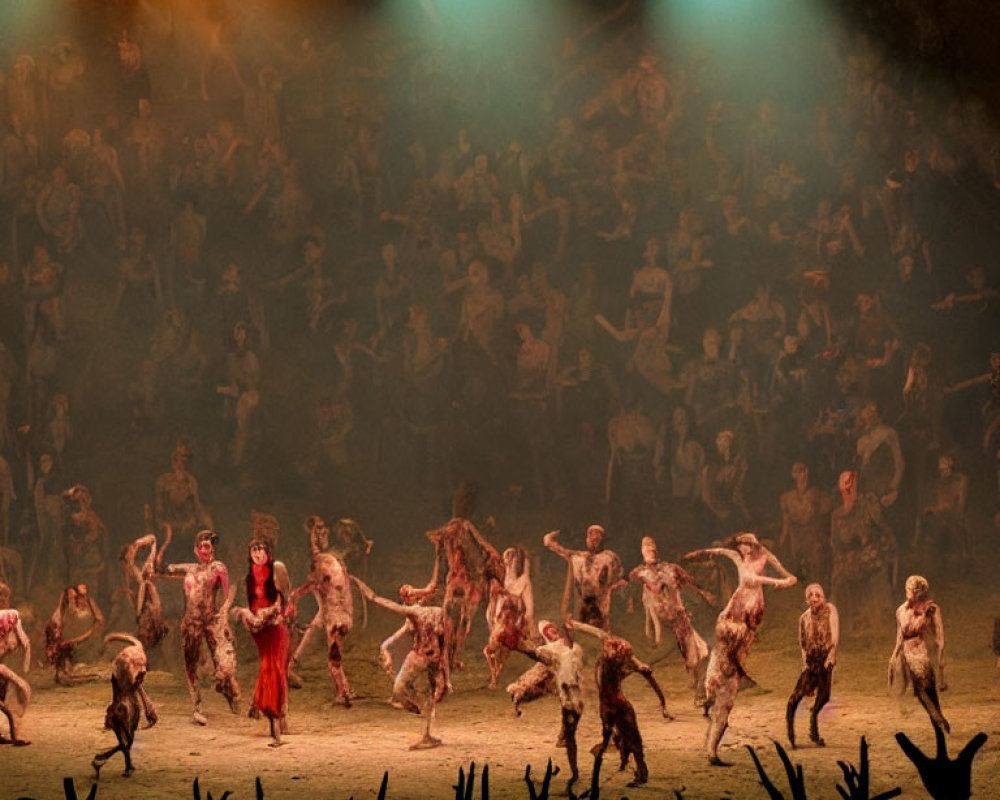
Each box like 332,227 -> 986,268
708,755 -> 733,767
268,740 -> 286,748
13,738 -> 30,746
409,733 -> 442,750
193,710 -> 208,726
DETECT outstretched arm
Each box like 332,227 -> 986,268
162,561 -> 194,579
567,619 -> 608,641
351,576 -> 410,617
754,573 -> 798,588
684,547 -> 741,570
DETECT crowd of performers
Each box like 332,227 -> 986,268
0,500 -> 956,788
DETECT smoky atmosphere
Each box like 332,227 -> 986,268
0,1 -> 998,798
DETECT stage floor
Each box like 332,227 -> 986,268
6,619 -> 1000,800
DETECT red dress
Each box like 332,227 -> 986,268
250,563 -> 290,720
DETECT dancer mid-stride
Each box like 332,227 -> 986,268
352,577 -> 451,749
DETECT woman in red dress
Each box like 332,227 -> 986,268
235,537 -> 290,746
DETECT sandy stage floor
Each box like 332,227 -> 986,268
5,603 -> 1000,800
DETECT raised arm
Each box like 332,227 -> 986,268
413,532 -> 443,599
63,596 -> 105,648
543,530 -> 576,561
521,560 -> 536,632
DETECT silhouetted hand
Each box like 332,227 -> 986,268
835,737 -> 901,800
895,727 -> 988,800
745,741 -> 808,800
524,759 -> 559,800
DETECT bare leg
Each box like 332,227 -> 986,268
785,669 -> 811,748
693,655 -> 709,708
915,681 -> 950,735
620,705 -> 648,787
268,716 -> 285,747
182,626 -> 207,724
409,696 -> 442,750
706,673 -> 737,766
0,669 -> 30,745
506,662 -> 551,716
809,667 -> 832,745
391,652 -> 426,714
562,708 -> 580,790
326,631 -> 353,707
484,640 -> 509,689
206,621 -> 240,713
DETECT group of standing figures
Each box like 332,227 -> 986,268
0,508 -> 953,787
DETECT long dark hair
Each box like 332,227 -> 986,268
246,539 -> 278,605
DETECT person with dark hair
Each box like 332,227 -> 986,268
162,530 -> 240,725
233,537 -> 291,745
